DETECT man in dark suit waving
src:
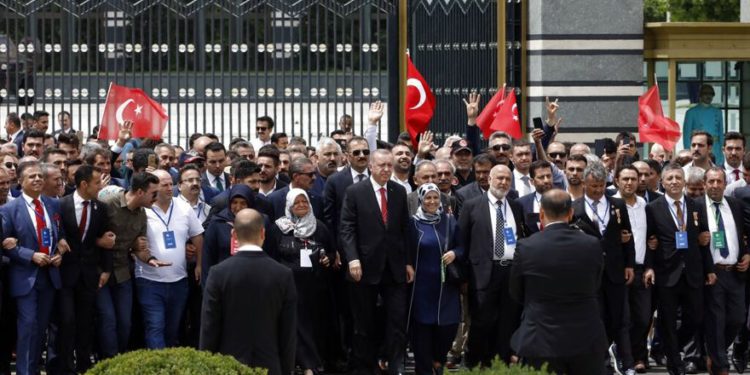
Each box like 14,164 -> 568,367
339,148 -> 411,375
510,189 -> 607,375
200,208 -> 296,375
459,164 -> 526,367
644,162 -> 714,375
1,160 -> 71,375
54,165 -> 115,374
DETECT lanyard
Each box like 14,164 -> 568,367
195,202 -> 204,219
711,201 -> 723,227
151,201 -> 174,230
585,198 -> 609,228
25,199 -> 48,224
667,199 -> 687,231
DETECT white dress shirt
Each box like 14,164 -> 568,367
370,177 -> 388,209
350,168 -> 369,183
250,138 -> 271,152
22,193 -> 51,235
177,194 -> 211,222
706,196 -> 739,265
390,174 -> 412,194
208,173 -> 227,191
664,194 -> 687,230
513,169 -> 534,197
725,162 -> 743,185
235,244 -> 263,252
73,191 -> 92,240
487,193 -> 517,260
613,193 -> 647,264
584,195 -> 610,234
532,192 -> 542,213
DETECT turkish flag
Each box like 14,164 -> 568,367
476,87 -> 505,139
638,85 -> 681,151
491,89 -> 522,139
99,83 -> 169,141
405,56 -> 435,149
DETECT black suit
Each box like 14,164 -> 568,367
571,196 -> 634,344
55,194 -> 111,374
516,193 -> 541,235
695,196 -> 748,373
458,193 -> 526,366
267,185 -> 324,220
323,167 -> 360,252
456,182 -> 518,215
730,185 -> 750,363
338,179 -> 409,375
201,171 -> 232,193
509,222 -> 607,374
200,251 -> 296,375
645,195 -> 711,373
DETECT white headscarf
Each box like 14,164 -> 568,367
413,183 -> 443,224
274,188 -> 317,239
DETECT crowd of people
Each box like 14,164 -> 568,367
0,94 -> 747,375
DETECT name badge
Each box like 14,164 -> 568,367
163,231 -> 177,249
300,249 -> 313,268
503,227 -> 517,245
676,231 -> 689,250
712,231 -> 727,249
41,228 -> 52,247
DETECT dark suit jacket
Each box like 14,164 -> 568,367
455,182 -> 518,216
407,190 -> 458,217
645,195 -> 712,288
1,195 -> 63,297
339,179 -> 410,284
458,193 -> 526,291
267,185 -> 324,220
200,251 -> 296,375
12,130 -> 24,157
509,223 -> 607,358
58,194 -> 112,289
571,196 -> 635,284
517,192 -> 541,235
694,196 -> 747,266
643,189 -> 663,204
323,167 -> 358,249
730,185 -> 750,234
202,171 -> 232,193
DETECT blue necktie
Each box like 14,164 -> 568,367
714,202 -> 728,258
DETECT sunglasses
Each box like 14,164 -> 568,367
491,144 -> 512,151
549,152 -> 567,159
4,162 -> 17,169
257,126 -> 268,131
351,149 -> 370,157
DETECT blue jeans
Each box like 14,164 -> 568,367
135,277 -> 189,349
96,279 -> 133,358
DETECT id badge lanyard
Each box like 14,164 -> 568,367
26,199 -> 53,250
585,199 -> 609,231
151,202 -> 175,231
667,199 -> 687,231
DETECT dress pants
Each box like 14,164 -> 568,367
15,268 -> 56,375
704,268 -> 746,374
466,262 -> 521,367
348,271 -> 406,375
525,351 -> 605,375
410,322 -> 458,375
657,272 -> 704,373
600,276 -> 626,345
178,261 -> 202,348
628,265 -> 652,365
51,272 -> 98,374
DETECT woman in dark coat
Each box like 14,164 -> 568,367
407,183 -> 463,375
265,188 -> 333,375
201,184 -> 257,284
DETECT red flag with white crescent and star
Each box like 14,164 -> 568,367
99,83 -> 169,141
638,85 -> 681,151
490,88 -> 522,139
405,55 -> 436,149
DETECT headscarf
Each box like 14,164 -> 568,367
274,188 -> 317,239
413,183 -> 442,224
216,184 -> 255,222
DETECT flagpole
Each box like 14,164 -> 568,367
99,81 -> 114,141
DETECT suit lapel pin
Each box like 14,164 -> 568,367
693,211 -> 699,227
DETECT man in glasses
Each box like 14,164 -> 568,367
546,142 -> 568,170
683,84 -> 724,165
230,141 -> 255,162
251,116 -> 275,152
487,132 -> 513,167
312,138 -> 341,198
268,158 -> 323,220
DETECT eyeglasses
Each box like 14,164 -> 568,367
490,144 -> 512,151
549,152 -> 567,159
351,149 -> 370,157
4,162 -> 17,169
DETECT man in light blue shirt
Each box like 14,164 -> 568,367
683,84 -> 724,165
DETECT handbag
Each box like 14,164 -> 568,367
443,214 -> 465,285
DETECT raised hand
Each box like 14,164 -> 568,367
368,101 -> 385,125
545,96 -> 561,126
463,92 -> 481,125
418,130 -> 438,157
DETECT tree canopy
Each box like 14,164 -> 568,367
645,0 -> 740,22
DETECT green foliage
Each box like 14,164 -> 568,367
454,357 -> 551,375
645,0 -> 740,22
85,347 -> 266,375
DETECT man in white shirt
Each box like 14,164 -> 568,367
250,116 -> 274,152
701,167 -> 749,375
135,170 -> 204,349
723,132 -> 745,185
390,144 -> 413,194
511,141 -> 534,196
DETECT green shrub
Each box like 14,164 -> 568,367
454,357 -> 550,375
85,347 -> 266,375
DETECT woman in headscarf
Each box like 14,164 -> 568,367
202,184 -> 258,284
266,188 -> 333,375
407,183 -> 463,375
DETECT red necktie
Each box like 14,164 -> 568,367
379,187 -> 388,224
79,200 -> 89,239
33,199 -> 49,254
734,169 -> 740,181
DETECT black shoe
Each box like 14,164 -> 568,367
650,352 -> 666,367
734,348 -> 748,374
666,367 -> 686,375
684,361 -> 698,374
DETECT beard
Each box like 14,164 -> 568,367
489,186 -> 508,200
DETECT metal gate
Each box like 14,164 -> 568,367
0,0 -> 395,146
